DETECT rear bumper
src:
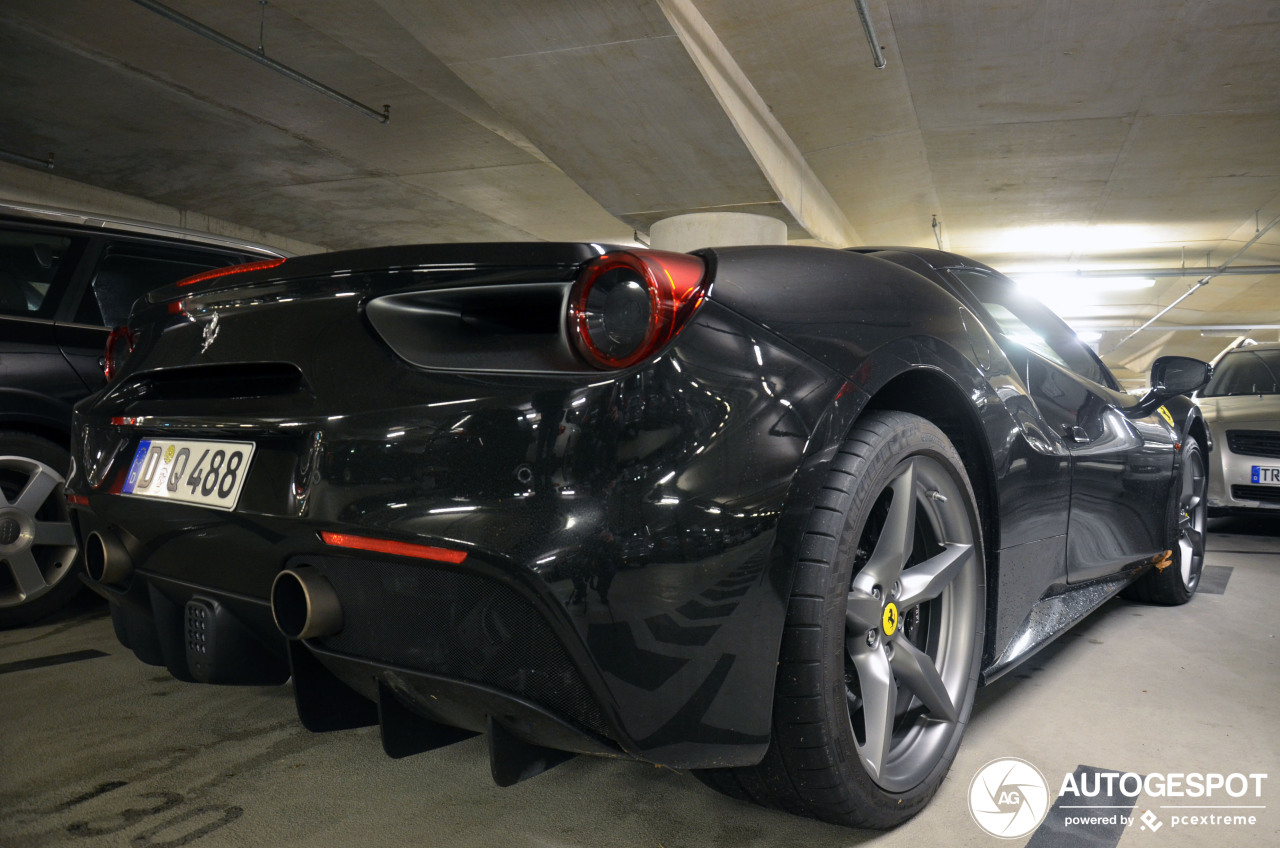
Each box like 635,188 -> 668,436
70,470 -> 781,768
76,528 -> 625,759
67,303 -> 848,768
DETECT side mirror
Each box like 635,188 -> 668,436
1128,356 -> 1212,418
1151,356 -> 1212,396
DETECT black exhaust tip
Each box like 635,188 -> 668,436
86,530 -> 132,584
271,566 -> 343,639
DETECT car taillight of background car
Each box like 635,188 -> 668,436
102,326 -> 134,381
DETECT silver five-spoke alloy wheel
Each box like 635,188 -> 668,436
1176,443 -> 1207,591
844,454 -> 980,792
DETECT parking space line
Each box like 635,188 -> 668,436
1197,566 -> 1233,595
1026,765 -> 1138,848
0,649 -> 109,675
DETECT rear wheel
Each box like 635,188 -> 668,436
694,411 -> 985,828
1122,438 -> 1206,605
0,432 -> 82,628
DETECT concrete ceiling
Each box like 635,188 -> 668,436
2,0 -> 1278,384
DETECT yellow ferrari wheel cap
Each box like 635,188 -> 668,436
882,602 -> 899,636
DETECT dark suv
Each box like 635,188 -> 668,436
0,202 -> 283,626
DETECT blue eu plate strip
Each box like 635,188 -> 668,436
1252,466 -> 1260,484
123,440 -> 152,494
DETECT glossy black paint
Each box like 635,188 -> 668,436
68,243 -> 1205,770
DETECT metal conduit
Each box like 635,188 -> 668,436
1067,265 -> 1280,279
854,0 -> 887,69
1108,211 -> 1280,351
1076,324 -> 1280,333
0,149 -> 54,170
131,0 -> 389,124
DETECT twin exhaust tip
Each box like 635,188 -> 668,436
271,566 -> 343,640
86,529 -> 341,642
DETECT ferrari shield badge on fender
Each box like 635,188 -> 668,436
1156,405 -> 1175,428
200,311 -> 220,353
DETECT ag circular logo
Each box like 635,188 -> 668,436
968,757 -> 1050,838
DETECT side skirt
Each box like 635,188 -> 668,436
981,569 -> 1140,683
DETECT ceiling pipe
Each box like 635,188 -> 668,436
1075,324 -> 1280,333
1106,211 -> 1280,352
854,0 -> 887,69
130,0 -> 389,124
1049,265 -> 1280,279
0,149 -> 54,170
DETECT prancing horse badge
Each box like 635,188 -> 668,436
201,312 -> 220,354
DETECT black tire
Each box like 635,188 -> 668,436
693,411 -> 985,828
1122,439 -> 1207,606
0,431 -> 83,628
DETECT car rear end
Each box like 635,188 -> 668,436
66,242 -> 846,771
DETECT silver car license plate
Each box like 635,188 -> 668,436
122,439 -> 256,510
1251,465 -> 1280,485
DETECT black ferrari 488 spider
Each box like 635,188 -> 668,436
67,243 -> 1211,828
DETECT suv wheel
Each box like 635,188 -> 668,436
0,431 -> 82,628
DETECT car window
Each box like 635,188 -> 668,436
949,268 -> 1112,387
74,244 -> 235,327
1200,349 -> 1280,397
0,229 -> 85,318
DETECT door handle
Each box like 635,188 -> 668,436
1065,425 -> 1092,444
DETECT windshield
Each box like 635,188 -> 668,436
1200,349 -> 1280,397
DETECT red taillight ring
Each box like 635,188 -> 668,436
569,250 -> 707,369
571,254 -> 661,369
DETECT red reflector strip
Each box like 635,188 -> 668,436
110,417 -> 139,426
176,257 -> 286,287
66,494 -> 90,507
320,531 -> 468,564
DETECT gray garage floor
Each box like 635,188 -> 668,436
2,519 -> 1277,848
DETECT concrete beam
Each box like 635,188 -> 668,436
656,0 -> 858,247
0,161 -> 325,254
655,0 -> 855,249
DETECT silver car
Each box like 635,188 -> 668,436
1196,342 -> 1280,514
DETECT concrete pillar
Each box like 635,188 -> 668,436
649,211 -> 787,253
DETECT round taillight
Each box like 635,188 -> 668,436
103,326 -> 134,381
569,250 -> 707,369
